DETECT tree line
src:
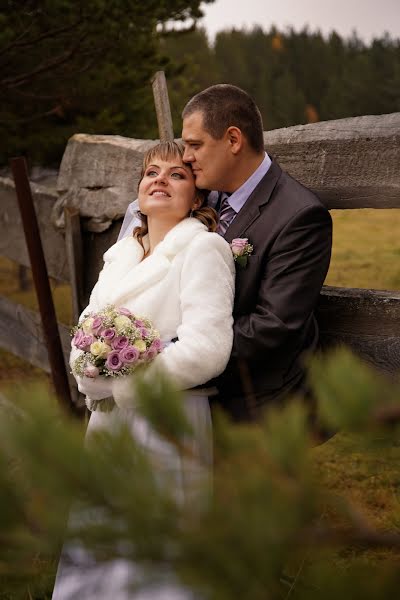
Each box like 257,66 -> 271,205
164,26 -> 400,134
1,1 -> 399,166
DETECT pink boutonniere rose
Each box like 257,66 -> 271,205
230,238 -> 254,267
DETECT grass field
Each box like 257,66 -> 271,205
1,209 -> 399,596
326,209 -> 400,291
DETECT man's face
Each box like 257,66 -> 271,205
182,111 -> 234,191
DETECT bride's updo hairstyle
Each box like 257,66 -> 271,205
133,141 -> 218,248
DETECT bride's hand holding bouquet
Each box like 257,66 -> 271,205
70,304 -> 162,411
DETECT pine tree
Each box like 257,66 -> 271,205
1,349 -> 400,598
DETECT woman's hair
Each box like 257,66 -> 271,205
133,141 -> 218,250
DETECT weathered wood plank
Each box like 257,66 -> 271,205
0,295 -> 84,407
0,176 -> 69,281
265,113 -> 400,209
0,295 -> 71,373
54,113 -> 400,229
319,331 -> 400,378
55,136 -> 157,233
65,207 -> 84,322
151,71 -> 174,142
316,286 -> 400,377
1,283 -> 399,384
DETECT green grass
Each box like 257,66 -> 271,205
0,257 -> 72,389
326,209 -> 400,290
0,209 -> 399,597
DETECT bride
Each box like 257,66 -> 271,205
52,141 -> 235,599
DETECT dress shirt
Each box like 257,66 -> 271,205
214,152 -> 272,226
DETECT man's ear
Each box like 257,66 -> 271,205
226,126 -> 243,154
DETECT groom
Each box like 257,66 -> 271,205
120,84 -> 332,422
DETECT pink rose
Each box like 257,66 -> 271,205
144,347 -> 158,361
91,316 -> 103,334
72,329 -> 84,347
151,338 -> 162,352
83,364 -> 100,378
231,238 -> 248,257
105,351 -> 123,371
118,307 -> 132,316
139,327 -> 149,338
135,319 -> 145,327
101,328 -> 116,341
112,335 -> 130,351
119,345 -> 140,364
76,334 -> 94,351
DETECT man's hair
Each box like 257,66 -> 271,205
182,84 -> 264,153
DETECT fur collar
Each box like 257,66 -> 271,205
96,218 -> 207,307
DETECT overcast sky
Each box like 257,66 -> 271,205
200,0 -> 400,43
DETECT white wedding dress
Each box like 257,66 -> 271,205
51,389 -> 212,600
52,219 -> 235,599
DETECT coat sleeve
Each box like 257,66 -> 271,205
231,204 -> 332,361
112,233 -> 235,409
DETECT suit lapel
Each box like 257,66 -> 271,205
224,160 -> 282,243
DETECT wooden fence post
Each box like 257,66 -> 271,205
10,157 -> 74,413
151,71 -> 174,141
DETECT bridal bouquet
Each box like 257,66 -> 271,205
71,305 -> 162,380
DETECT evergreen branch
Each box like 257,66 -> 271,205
1,31 -> 90,89
0,105 -> 65,124
0,19 -> 36,59
0,14 -> 85,59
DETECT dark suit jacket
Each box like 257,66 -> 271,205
213,159 -> 332,421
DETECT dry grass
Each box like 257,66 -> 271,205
0,257 -> 72,389
326,209 -> 400,291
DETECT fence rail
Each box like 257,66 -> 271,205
1,112 -> 400,381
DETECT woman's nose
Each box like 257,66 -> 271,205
155,171 -> 168,184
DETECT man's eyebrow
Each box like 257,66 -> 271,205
147,164 -> 190,171
182,138 -> 201,144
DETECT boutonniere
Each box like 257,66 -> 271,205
230,238 -> 254,267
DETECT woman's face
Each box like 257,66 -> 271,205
138,156 -> 199,222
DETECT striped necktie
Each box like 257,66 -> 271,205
217,193 -> 236,236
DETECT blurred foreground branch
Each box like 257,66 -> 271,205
1,349 -> 400,598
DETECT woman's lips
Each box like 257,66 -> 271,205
150,190 -> 170,197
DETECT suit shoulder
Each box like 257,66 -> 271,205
276,169 -> 327,213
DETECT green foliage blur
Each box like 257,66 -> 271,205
164,25 -> 400,132
1,348 -> 400,598
1,2 -> 399,169
0,0 -> 213,166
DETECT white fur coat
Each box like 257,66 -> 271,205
71,218 -> 235,408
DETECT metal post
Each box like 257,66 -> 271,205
151,71 -> 174,141
10,156 -> 73,412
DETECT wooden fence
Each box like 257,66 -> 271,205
1,112 -> 399,390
